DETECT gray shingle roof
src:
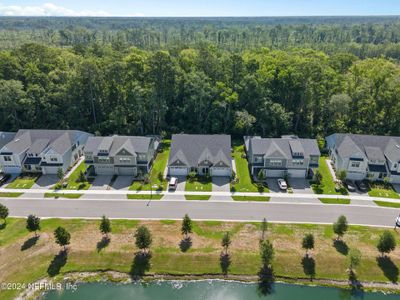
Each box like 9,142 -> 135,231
168,134 -> 231,168
84,135 -> 153,156
250,137 -> 320,158
0,132 -> 16,150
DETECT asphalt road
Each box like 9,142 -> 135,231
0,197 -> 398,227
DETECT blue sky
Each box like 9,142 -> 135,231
1,0 -> 399,17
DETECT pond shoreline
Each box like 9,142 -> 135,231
17,271 -> 400,299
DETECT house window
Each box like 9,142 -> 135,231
293,159 -> 304,166
50,157 -> 57,162
254,156 -> 263,163
138,154 -> 146,161
270,160 -> 282,167
4,156 -> 11,162
119,158 -> 130,163
351,162 -> 360,168
98,157 -> 110,163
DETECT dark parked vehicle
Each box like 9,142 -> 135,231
345,180 -> 357,192
0,173 -> 10,186
355,181 -> 368,192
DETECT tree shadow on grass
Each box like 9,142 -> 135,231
96,236 -> 110,252
333,240 -> 349,255
0,222 -> 6,230
348,270 -> 363,291
21,235 -> 39,251
257,265 -> 275,297
179,237 -> 192,252
130,251 -> 152,279
220,253 -> 231,275
377,256 -> 399,283
301,255 -> 316,280
47,250 -> 68,277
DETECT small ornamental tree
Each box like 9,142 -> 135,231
181,214 -> 193,239
0,203 -> 9,224
260,240 -> 274,267
257,170 -> 266,182
221,232 -> 231,255
314,170 -> 323,184
78,170 -> 87,183
333,215 -> 348,240
377,230 -> 396,256
57,167 -> 64,182
99,215 -> 111,238
337,170 -> 347,183
348,248 -> 362,274
302,233 -> 315,257
26,214 -> 41,237
54,226 -> 71,250
135,225 -> 152,253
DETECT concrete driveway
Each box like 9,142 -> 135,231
288,178 -> 312,194
33,175 -> 58,189
212,176 -> 230,192
266,178 -> 285,193
89,175 -> 113,190
111,176 -> 133,190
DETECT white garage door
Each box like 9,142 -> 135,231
95,165 -> 115,175
118,167 -> 136,176
211,167 -> 231,177
169,167 -> 188,176
3,166 -> 22,174
265,169 -> 285,178
287,169 -> 306,178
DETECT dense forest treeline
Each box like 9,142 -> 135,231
2,17 -> 400,60
1,40 -> 400,139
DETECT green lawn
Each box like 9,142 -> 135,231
185,195 -> 211,200
127,194 -> 164,200
6,175 -> 39,189
318,198 -> 350,205
60,161 -> 91,190
44,193 -> 82,199
374,200 -> 400,208
232,196 -> 270,202
185,176 -> 212,192
311,157 -> 348,195
129,141 -> 170,191
231,145 -> 261,193
368,183 -> 400,199
0,192 -> 23,197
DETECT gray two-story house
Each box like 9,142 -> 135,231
326,133 -> 400,183
84,135 -> 157,176
246,136 -> 320,178
0,129 -> 91,175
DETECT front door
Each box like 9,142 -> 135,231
202,167 -> 209,175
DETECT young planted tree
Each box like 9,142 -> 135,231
347,248 -> 362,274
78,170 -> 87,183
221,232 -> 231,255
302,233 -> 315,257
257,169 -> 266,182
99,215 -> 111,238
337,170 -> 347,183
260,240 -> 274,267
314,170 -> 323,185
26,214 -> 41,237
0,203 -> 9,224
333,215 -> 348,240
377,230 -> 396,256
54,226 -> 71,251
57,167 -> 64,182
181,214 -> 193,239
135,225 -> 152,253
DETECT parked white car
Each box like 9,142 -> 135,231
277,178 -> 288,191
168,177 -> 178,191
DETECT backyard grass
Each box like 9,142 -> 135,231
2,219 -> 400,300
311,157 -> 348,196
129,140 -> 170,192
44,193 -> 82,199
60,161 -> 91,190
0,192 -> 23,197
232,196 -> 270,202
318,198 -> 350,205
185,176 -> 212,192
127,194 -> 164,200
231,145 -> 262,193
5,175 -> 39,189
185,195 -> 211,200
368,183 -> 400,199
374,200 -> 400,208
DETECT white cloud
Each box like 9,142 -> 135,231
0,2 -> 144,17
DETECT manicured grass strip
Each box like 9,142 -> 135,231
127,194 -> 164,200
0,192 -> 23,197
185,176 -> 212,192
232,196 -> 270,202
62,161 -> 91,190
231,145 -> 261,193
311,157 -> 348,196
374,200 -> 400,208
185,195 -> 211,200
44,193 -> 82,199
368,187 -> 400,199
6,175 -> 39,189
319,198 -> 350,205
